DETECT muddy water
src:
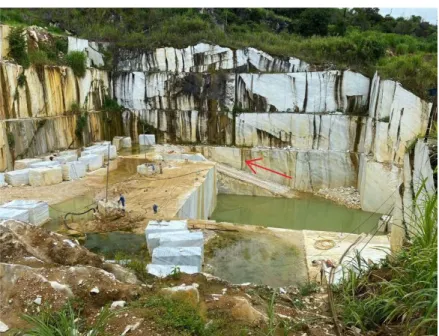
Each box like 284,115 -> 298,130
211,194 -> 381,234
205,232 -> 305,287
118,144 -> 154,156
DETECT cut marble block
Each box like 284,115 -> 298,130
159,231 -> 204,250
29,167 -> 63,187
83,145 -> 117,160
147,230 -> 190,253
79,154 -> 104,171
147,264 -> 199,277
5,169 -> 30,186
145,220 -> 188,239
112,136 -> 124,150
152,247 -> 202,272
121,137 -> 132,148
62,161 -> 86,181
1,200 -> 49,226
14,158 -> 43,170
29,161 -> 60,169
139,134 -> 156,146
0,208 -> 30,223
0,173 -> 5,187
54,154 -> 77,163
59,150 -> 78,157
137,163 -> 157,175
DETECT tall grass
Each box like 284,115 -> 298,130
22,301 -> 120,335
335,179 -> 437,334
66,51 -> 87,77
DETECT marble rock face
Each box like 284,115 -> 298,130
358,155 -> 402,214
235,113 -> 367,151
115,43 -> 310,73
364,72 -> 432,165
235,71 -> 370,113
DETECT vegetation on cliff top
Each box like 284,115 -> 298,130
0,8 -> 437,98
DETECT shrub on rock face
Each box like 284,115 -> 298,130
8,27 -> 30,68
66,51 -> 87,77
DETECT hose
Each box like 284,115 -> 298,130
63,206 -> 97,231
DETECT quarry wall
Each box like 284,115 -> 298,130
0,29 -> 435,223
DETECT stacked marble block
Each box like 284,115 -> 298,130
139,134 -> 155,146
145,220 -> 204,277
112,136 -> 132,149
0,200 -> 49,225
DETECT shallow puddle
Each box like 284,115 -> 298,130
211,194 -> 381,234
205,232 -> 305,287
83,232 -> 147,258
118,144 -> 155,156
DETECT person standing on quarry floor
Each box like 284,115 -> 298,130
118,193 -> 126,212
153,204 -> 158,214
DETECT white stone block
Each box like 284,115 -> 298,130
1,200 -> 49,226
79,154 -> 104,171
14,158 -> 43,170
147,230 -> 190,253
146,264 -> 199,277
121,137 -> 132,148
62,161 -> 86,181
152,247 -> 202,271
137,163 -> 157,175
29,161 -> 60,169
84,145 -> 117,160
0,208 -> 30,222
139,134 -> 156,146
59,150 -> 78,157
5,169 -> 30,186
0,173 -> 5,187
112,136 -> 124,150
54,154 -> 77,163
29,167 -> 63,187
159,232 -> 204,250
145,220 -> 188,239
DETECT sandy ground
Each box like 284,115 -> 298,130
303,230 -> 390,284
65,160 -> 215,234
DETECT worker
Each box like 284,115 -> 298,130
159,162 -> 163,174
118,193 -> 126,212
153,204 -> 158,214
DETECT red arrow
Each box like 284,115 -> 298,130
245,158 -> 292,179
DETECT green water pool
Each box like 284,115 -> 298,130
211,194 -> 381,234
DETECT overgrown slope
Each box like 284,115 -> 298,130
0,8 -> 437,99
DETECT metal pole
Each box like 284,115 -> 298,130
105,143 -> 110,203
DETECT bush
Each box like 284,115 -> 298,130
102,96 -> 123,113
7,27 -> 29,67
55,37 -> 68,54
75,112 -> 88,140
66,51 -> 87,77
17,73 -> 26,87
29,50 -> 50,68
